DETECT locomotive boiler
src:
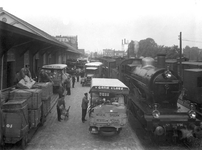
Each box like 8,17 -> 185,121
119,54 -> 202,141
130,57 -> 181,107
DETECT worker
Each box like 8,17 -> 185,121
38,69 -> 53,83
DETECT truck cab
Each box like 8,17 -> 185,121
88,78 -> 129,135
42,64 -> 69,92
81,62 -> 103,86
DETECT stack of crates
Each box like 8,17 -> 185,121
32,82 -> 53,117
9,89 -> 42,128
2,99 -> 29,144
47,82 -> 53,97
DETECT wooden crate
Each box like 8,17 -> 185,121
2,99 -> 29,143
10,89 -> 42,109
32,82 -> 51,100
42,97 -> 51,117
28,106 -> 41,128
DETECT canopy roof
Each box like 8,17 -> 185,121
86,67 -> 98,70
0,8 -> 81,54
42,64 -> 67,70
85,62 -> 103,67
90,78 -> 129,94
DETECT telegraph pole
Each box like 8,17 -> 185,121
179,32 -> 182,77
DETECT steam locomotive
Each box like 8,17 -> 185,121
113,54 -> 202,141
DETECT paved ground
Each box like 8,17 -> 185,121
25,79 -> 145,150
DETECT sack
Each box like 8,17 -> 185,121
16,76 -> 35,89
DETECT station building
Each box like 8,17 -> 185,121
0,7 -> 83,89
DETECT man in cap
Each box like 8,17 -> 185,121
81,93 -> 89,123
38,69 -> 53,83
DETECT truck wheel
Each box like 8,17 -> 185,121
117,128 -> 122,134
0,140 -> 5,150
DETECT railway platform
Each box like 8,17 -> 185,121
23,80 -> 144,150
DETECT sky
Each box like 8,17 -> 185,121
1,0 -> 202,53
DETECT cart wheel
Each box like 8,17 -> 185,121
40,116 -> 46,126
21,135 -> 27,150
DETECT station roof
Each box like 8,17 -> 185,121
0,21 -> 66,50
0,8 -> 81,54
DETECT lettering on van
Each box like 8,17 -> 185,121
95,86 -> 124,90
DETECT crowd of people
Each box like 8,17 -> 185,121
14,64 -> 87,123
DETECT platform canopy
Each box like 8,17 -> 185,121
42,64 -> 67,70
0,8 -> 82,54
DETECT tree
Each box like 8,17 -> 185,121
183,46 -> 202,61
166,45 -> 179,59
138,38 -> 158,57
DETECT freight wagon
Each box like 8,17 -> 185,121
0,81 -> 58,149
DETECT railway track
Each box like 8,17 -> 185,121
127,107 -> 202,150
149,132 -> 201,150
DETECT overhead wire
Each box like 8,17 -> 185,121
182,39 -> 202,43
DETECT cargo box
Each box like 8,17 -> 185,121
16,75 -> 36,89
32,82 -> 53,100
42,97 -> 51,117
10,89 -> 42,109
28,106 -> 41,128
47,82 -> 53,96
2,99 -> 29,144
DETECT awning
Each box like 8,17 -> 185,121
0,21 -> 66,53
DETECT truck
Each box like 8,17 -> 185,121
81,62 -> 103,86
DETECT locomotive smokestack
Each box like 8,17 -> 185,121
157,54 -> 166,68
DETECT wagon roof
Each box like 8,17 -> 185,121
182,61 -> 202,65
